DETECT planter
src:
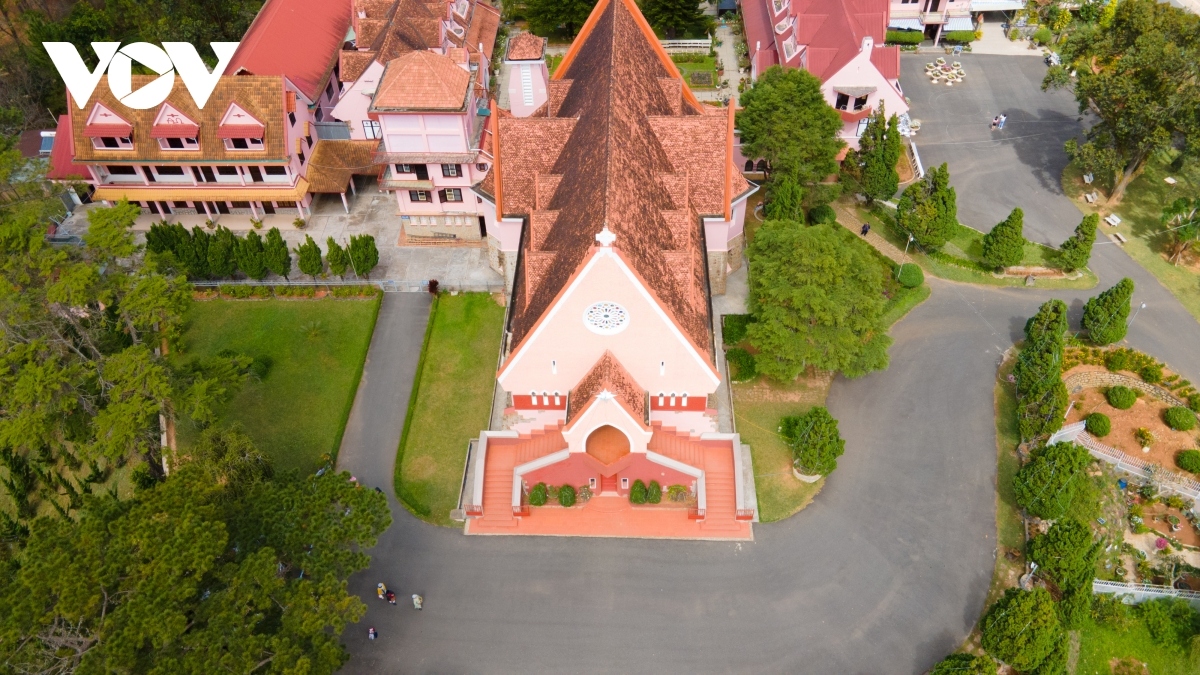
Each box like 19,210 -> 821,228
793,466 -> 823,483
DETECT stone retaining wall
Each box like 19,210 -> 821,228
1064,370 -> 1190,409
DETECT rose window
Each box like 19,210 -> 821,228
583,302 -> 629,335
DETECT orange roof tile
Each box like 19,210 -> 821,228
370,50 -> 473,111
566,351 -> 646,426
506,31 -> 546,61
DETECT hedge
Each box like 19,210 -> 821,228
1106,386 -> 1137,410
529,482 -> 548,506
808,204 -> 837,224
726,348 -> 757,381
630,479 -> 648,504
897,263 -> 924,288
557,484 -> 576,507
941,30 -> 978,44
1164,407 -> 1196,432
1085,412 -> 1111,437
647,480 -> 662,504
723,314 -> 753,345
1177,449 -> 1200,474
886,30 -> 923,45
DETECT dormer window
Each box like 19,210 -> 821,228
782,36 -> 800,62
224,137 -> 264,150
834,93 -> 870,111
158,137 -> 199,150
93,136 -> 133,150
772,0 -> 789,15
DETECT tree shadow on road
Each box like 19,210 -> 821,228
1005,108 -> 1086,196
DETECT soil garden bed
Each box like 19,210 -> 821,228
1063,374 -> 1199,471
1142,502 -> 1200,548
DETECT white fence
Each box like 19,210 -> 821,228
1049,422 -> 1200,501
191,279 -> 505,293
660,38 -> 712,53
1093,579 -> 1200,609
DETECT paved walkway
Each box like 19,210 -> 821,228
970,17 -> 1044,56
833,201 -> 914,263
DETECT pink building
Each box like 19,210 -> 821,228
743,0 -> 909,151
888,0 -> 977,45
464,0 -> 756,540
503,32 -> 549,118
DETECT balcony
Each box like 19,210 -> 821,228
774,16 -> 794,34
838,106 -> 873,123
922,10 -> 947,24
771,0 -> 789,16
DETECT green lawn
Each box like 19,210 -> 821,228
1063,155 -> 1200,323
671,55 -> 719,89
1075,618 -> 1195,675
174,297 -> 380,474
988,353 -> 1026,607
734,390 -> 826,523
395,293 -> 505,526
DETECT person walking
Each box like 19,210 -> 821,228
376,583 -> 387,600
990,116 -> 999,131
412,594 -> 424,610
368,627 -> 377,640
386,590 -> 396,605
998,114 -> 1008,129
860,223 -> 870,236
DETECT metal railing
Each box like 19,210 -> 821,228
1093,579 -> 1200,609
1074,431 -> 1200,500
660,39 -> 712,53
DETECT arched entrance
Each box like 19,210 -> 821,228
585,425 -> 630,465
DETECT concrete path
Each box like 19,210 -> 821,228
833,201 -> 914,263
970,17 -> 1044,56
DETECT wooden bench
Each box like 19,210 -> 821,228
1104,214 -> 1122,227
1112,232 -> 1128,244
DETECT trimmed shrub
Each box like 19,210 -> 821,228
723,314 -> 753,345
897,263 -> 924,288
807,204 -> 836,224
1139,362 -> 1163,384
529,482 -> 548,506
557,484 -> 576,507
726,348 -> 757,381
980,588 -> 1062,672
630,479 -> 647,504
647,480 -> 662,504
1104,349 -> 1129,372
885,30 -> 924,45
1164,406 -> 1196,431
941,30 -> 978,44
250,355 -> 274,380
1190,393 -> 1200,413
667,484 -> 689,502
782,406 -> 845,476
1175,449 -> 1200,474
1106,386 -> 1137,410
1032,26 -> 1053,46
1085,412 -> 1111,437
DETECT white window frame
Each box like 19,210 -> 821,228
223,137 -> 264,151
157,137 -> 199,151
363,120 -> 382,139
93,136 -> 133,150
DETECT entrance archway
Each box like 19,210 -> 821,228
585,425 -> 630,465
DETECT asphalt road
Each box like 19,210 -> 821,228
334,56 -> 1200,673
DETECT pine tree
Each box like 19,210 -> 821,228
1024,298 -> 1068,348
236,230 -> 268,281
1081,277 -> 1134,345
207,226 -> 238,279
896,163 -> 957,249
183,226 -> 211,279
295,235 -> 323,279
642,0 -> 705,40
764,175 -> 805,221
982,207 -> 1026,270
326,237 -> 349,279
348,234 -> 379,279
1058,213 -> 1098,272
856,104 -> 899,202
262,228 -> 291,280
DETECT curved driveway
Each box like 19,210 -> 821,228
336,56 -> 1200,673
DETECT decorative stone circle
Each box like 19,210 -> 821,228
583,301 -> 629,335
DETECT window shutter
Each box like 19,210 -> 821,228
437,189 -> 446,203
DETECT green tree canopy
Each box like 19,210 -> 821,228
1081,277 -> 1134,345
930,653 -> 997,675
1024,298 -> 1069,348
851,104 -> 902,202
264,227 -> 292,280
1030,518 -> 1102,592
746,222 -> 890,380
326,237 -> 350,279
237,230 -> 268,281
896,163 -> 957,250
526,0 -> 597,37
981,588 -> 1063,672
781,406 -> 845,476
641,0 -> 706,39
1045,0 -> 1200,201
1013,442 -> 1093,520
1016,300 -> 1069,442
737,66 -> 844,191
982,207 -> 1026,270
1059,213 -> 1099,272
348,234 -> 380,279
1161,197 -> 1200,266
296,234 -> 324,279
208,225 -> 239,278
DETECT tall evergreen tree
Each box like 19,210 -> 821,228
1081,277 -> 1134,345
642,0 -> 705,39
1024,298 -> 1069,347
295,235 -> 324,279
982,207 -> 1026,270
1016,299 -> 1069,441
183,226 -> 211,279
896,163 -> 957,249
855,104 -> 900,202
207,226 -> 238,279
764,175 -> 805,221
525,0 -> 596,37
1059,213 -> 1099,272
236,230 -> 268,281
981,588 -> 1063,672
348,234 -> 380,280
263,228 -> 291,280
325,237 -> 349,279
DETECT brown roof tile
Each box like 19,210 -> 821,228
567,351 -> 646,425
371,50 -> 473,111
356,19 -> 388,48
306,139 -> 379,192
466,2 -> 501,60
339,51 -> 377,83
69,75 -> 287,164
501,0 -> 738,355
506,31 -> 546,61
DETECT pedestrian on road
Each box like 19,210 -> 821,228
377,583 -> 387,600
412,594 -> 424,610
368,627 -> 377,640
990,116 -> 999,131
860,223 -> 870,236
386,590 -> 396,605
998,114 -> 1008,129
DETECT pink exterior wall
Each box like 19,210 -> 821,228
505,60 -> 549,118
497,249 -> 720,401
822,38 -> 909,150
331,61 -> 385,140
523,453 -> 692,495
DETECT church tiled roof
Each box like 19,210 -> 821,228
566,351 -> 646,426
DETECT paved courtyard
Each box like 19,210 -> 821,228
327,55 -> 1200,673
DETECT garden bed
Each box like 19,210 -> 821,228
1142,502 -> 1200,548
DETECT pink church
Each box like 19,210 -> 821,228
463,0 -> 756,539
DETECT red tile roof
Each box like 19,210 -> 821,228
744,0 -> 889,82
506,31 -> 547,61
500,0 -> 738,356
228,0 -> 352,102
566,351 -> 647,426
870,44 -> 900,80
46,115 -> 83,181
370,50 -> 472,111
465,2 -> 501,62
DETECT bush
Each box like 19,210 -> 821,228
885,30 -> 924,45
529,482 -> 548,506
1139,362 -> 1163,384
807,204 -> 836,224
1013,442 -> 1092,520
941,30 -> 978,44
1032,27 -> 1053,46
1190,393 -> 1200,413
896,263 -> 924,288
1029,518 -> 1100,593
1165,406 -> 1196,431
930,654 -> 996,675
1106,386 -> 1137,410
1104,349 -> 1129,372
250,355 -> 274,380
1135,427 -> 1155,448
630,479 -> 647,504
1176,450 -> 1200,474
1059,588 -> 1092,629
130,463 -> 159,492
723,314 -> 753,345
647,480 -> 662,504
782,406 -> 845,476
981,588 -> 1062,672
667,484 -> 688,502
1083,412 -> 1110,437
557,484 -> 576,507
1092,594 -> 1136,633
726,348 -> 757,381
1138,597 -> 1200,647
